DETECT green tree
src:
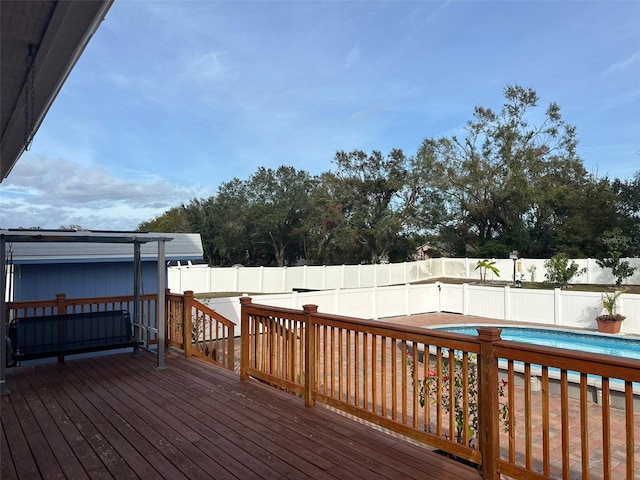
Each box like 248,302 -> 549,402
543,253 -> 586,288
596,228 -> 637,286
475,259 -> 500,283
245,166 -> 317,266
417,85 -> 583,257
323,149 -> 423,264
613,171 -> 640,256
138,206 -> 191,233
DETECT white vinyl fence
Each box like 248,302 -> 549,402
168,258 -> 640,294
200,283 -> 640,336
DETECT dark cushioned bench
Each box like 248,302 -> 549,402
8,310 -> 141,363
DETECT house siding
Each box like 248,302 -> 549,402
14,261 -> 161,301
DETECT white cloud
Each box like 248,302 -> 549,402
343,46 -> 361,70
604,50 -> 640,75
183,51 -> 234,83
0,156 -> 207,230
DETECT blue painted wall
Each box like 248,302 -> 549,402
13,261 -> 161,301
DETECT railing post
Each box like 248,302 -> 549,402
228,324 -> 235,371
55,294 -> 67,363
477,327 -> 502,480
303,304 -> 317,407
164,288 -> 172,344
55,293 -> 67,314
239,296 -> 252,381
183,291 -> 194,358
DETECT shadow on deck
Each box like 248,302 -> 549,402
1,350 -> 480,480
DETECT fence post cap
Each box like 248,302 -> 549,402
302,304 -> 318,314
477,327 -> 502,341
239,296 -> 253,305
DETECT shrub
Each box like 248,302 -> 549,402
409,352 -> 508,446
596,228 -> 637,287
544,253 -> 586,288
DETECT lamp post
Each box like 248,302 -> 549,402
509,250 -> 519,287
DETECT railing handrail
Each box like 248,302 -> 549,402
307,309 -> 483,351
191,298 -> 236,330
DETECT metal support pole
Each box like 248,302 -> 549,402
156,240 -> 166,370
1,235 -> 8,395
133,242 -> 142,356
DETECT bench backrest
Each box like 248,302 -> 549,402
8,310 -> 133,359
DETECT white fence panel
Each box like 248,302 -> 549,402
260,267 -> 284,292
213,268 -> 238,292
558,290 -> 602,330
439,284 -> 463,313
410,284 -> 439,315
169,258 -> 640,294
342,265 -> 361,288
441,258 -> 467,279
509,289 -> 555,325
324,266 -> 343,290
621,294 -> 640,335
376,285 -> 409,319
235,267 -> 261,293
465,285 -> 506,319
200,283 -> 640,337
358,265 -> 377,288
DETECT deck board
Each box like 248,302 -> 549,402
1,350 -> 481,480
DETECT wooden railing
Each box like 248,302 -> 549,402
178,291 -> 235,369
6,290 -> 236,371
240,298 -> 640,480
7,293 -> 161,344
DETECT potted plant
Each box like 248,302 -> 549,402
596,290 -> 625,334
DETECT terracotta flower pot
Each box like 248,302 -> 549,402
596,314 -> 625,334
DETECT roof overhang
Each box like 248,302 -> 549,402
0,229 -> 173,244
1,0 -> 113,182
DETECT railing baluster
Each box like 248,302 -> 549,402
436,346 -> 443,437
323,325 -> 329,396
355,330 -> 360,408
401,340 -> 407,425
602,377 -> 611,480
541,365 -> 550,476
346,330 -> 351,404
625,380 -> 634,480
448,349 -> 455,442
330,326 -> 335,398
372,334 -> 377,415
561,369 -> 570,479
462,351 -> 469,447
391,337 -> 397,421
580,373 -> 590,480
363,332 -> 369,411
424,342 -> 430,433
524,362 -> 532,470
338,328 -> 344,401
411,341 -> 418,428
381,336 -> 387,418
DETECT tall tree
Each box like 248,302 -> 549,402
138,206 -> 191,233
417,85 -> 584,257
323,149 -> 422,263
613,171 -> 640,256
245,166 -> 317,266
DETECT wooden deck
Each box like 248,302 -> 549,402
1,350 -> 480,480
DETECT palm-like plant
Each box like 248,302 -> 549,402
475,259 -> 500,283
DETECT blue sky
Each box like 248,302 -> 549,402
1,0 -> 639,230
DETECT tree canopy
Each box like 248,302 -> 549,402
139,86 -> 640,266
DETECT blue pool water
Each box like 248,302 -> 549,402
433,326 -> 640,360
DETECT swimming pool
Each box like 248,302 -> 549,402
432,325 -> 640,360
